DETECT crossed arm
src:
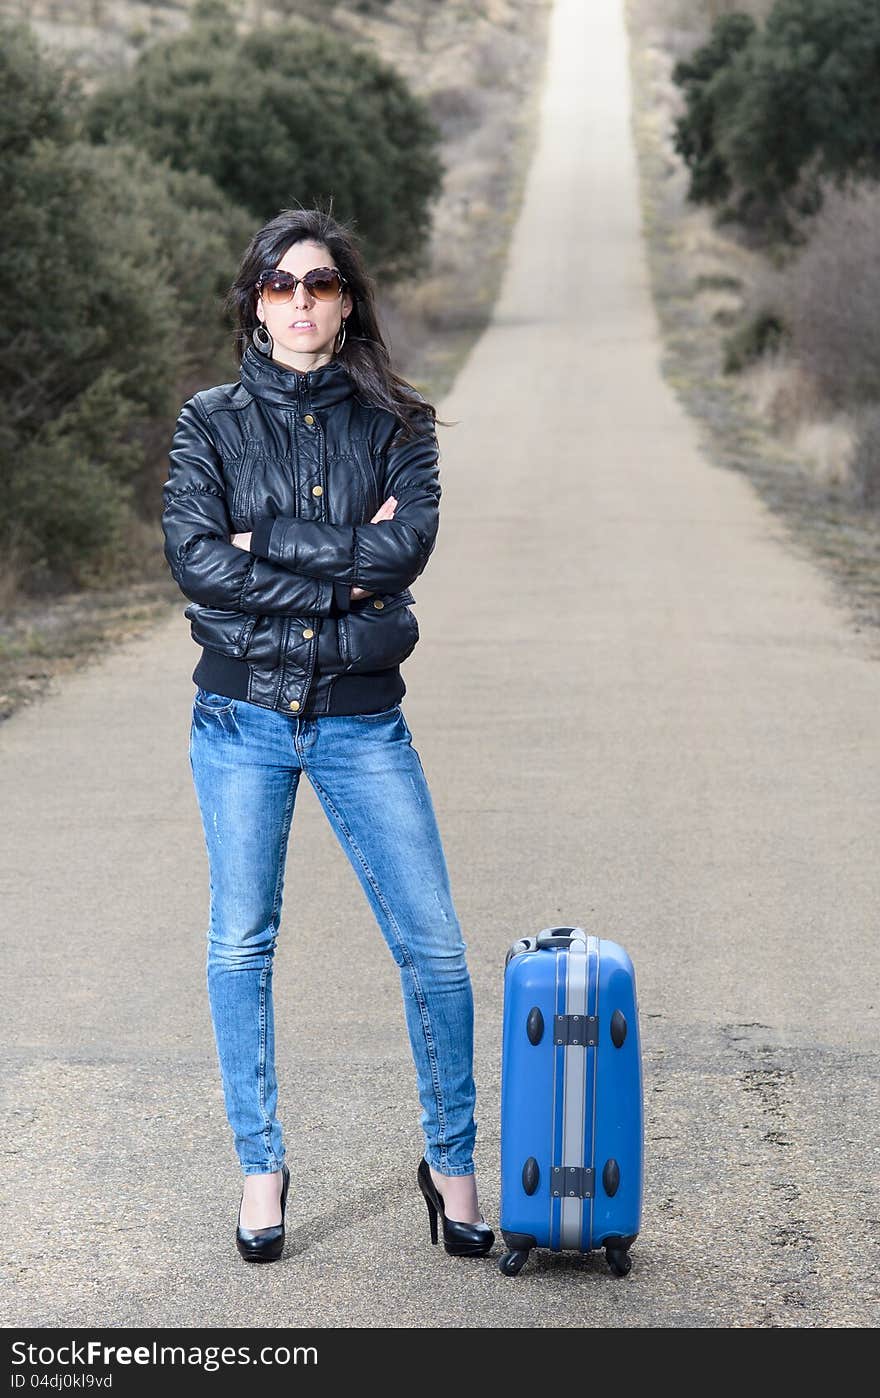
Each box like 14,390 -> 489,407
242,422 -> 441,594
231,493 -> 398,605
162,396 -> 441,616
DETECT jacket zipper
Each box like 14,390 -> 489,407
230,441 -> 258,524
295,370 -> 320,706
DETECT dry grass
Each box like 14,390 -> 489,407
739,350 -> 857,492
630,0 -> 879,499
790,416 -> 857,491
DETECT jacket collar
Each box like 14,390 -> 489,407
240,344 -> 355,410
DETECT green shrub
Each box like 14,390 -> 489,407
85,13 -> 444,281
0,133 -> 250,436
673,0 -> 880,239
0,18 -> 253,595
672,13 -> 757,209
0,18 -> 75,152
7,373 -> 137,591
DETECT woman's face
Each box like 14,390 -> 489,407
255,239 -> 353,372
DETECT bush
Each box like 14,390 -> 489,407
0,18 -> 254,595
7,373 -> 137,590
0,18 -> 74,151
777,178 -> 880,408
672,12 -> 757,208
673,0 -> 880,240
85,11 -> 444,282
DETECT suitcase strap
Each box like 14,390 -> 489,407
551,1165 -> 596,1199
554,1014 -> 598,1046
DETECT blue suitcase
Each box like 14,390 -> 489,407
499,925 -> 644,1277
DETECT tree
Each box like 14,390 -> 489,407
673,0 -> 880,239
0,18 -> 75,156
85,14 -> 445,281
672,13 -> 757,207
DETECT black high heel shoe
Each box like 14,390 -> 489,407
417,1157 -> 495,1257
235,1163 -> 290,1263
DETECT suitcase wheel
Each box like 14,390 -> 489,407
498,1248 -> 530,1277
605,1245 -> 632,1277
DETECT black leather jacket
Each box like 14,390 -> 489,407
161,346 -> 441,716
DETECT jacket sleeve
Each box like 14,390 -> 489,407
247,416 -> 441,594
161,397 -> 335,617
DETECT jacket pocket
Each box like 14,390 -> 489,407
338,589 -> 418,673
228,441 -> 261,527
184,604 -> 285,668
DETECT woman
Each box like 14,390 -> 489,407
161,207 -> 494,1264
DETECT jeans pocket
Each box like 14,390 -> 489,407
350,702 -> 402,723
193,687 -> 237,714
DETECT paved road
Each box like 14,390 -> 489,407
3,0 -> 878,1330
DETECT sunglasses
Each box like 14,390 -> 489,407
256,266 -> 348,304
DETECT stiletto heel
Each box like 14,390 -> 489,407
416,1158 -> 494,1258
235,1163 -> 290,1263
423,1190 -> 439,1244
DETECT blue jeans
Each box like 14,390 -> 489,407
188,689 -> 478,1178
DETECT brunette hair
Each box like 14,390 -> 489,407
226,204 -> 439,440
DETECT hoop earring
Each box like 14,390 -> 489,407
252,322 -> 273,356
335,318 -> 348,353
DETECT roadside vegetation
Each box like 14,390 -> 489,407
624,0 -> 880,648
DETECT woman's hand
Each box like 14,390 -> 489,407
230,532 -> 252,551
350,496 -> 397,601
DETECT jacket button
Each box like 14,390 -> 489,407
312,484 -> 323,497
372,599 -> 384,609
304,414 -> 315,425
302,628 -> 314,640
289,699 -> 301,711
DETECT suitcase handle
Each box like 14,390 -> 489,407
536,925 -> 587,949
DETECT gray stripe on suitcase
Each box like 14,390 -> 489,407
586,934 -> 601,1250
560,931 -> 588,1249
550,946 -> 563,1247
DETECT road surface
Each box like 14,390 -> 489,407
2,0 -> 877,1330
